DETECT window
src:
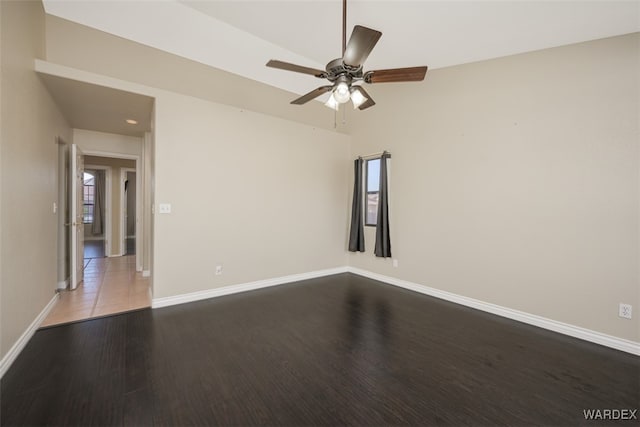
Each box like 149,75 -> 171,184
83,171 -> 95,224
365,158 -> 380,226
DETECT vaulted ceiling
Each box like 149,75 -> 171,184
42,0 -> 639,103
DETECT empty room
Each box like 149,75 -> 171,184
0,0 -> 638,425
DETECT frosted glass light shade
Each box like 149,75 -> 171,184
334,82 -> 351,103
324,93 -> 339,110
350,89 -> 368,109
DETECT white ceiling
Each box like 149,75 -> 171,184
43,0 -> 639,101
182,1 -> 640,70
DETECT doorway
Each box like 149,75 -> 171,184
82,167 -> 109,260
81,155 -> 135,258
45,149 -> 150,327
123,169 -> 136,256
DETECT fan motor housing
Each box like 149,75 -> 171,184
326,58 -> 363,81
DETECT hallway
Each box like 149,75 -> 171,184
41,256 -> 151,327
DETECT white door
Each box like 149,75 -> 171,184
69,144 -> 84,290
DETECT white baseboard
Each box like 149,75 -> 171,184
108,252 -> 124,258
142,270 -> 151,277
56,279 -> 68,290
348,267 -> 640,356
0,294 -> 59,379
152,267 -> 348,309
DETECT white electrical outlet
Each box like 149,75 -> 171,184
392,259 -> 399,268
619,303 -> 632,319
215,265 -> 223,276
158,203 -> 172,214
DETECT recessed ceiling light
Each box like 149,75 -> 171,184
126,119 -> 138,125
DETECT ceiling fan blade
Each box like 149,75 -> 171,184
342,25 -> 382,68
266,60 -> 327,78
352,86 -> 376,110
291,86 -> 333,105
364,66 -> 428,84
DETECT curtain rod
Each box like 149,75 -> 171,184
359,151 -> 391,160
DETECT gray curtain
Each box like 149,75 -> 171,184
92,170 -> 105,235
348,158 -> 365,252
374,152 -> 391,257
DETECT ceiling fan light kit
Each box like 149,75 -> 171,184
325,93 -> 339,111
266,0 -> 428,111
333,78 -> 352,104
349,87 -> 368,109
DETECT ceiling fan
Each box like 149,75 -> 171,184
266,0 -> 428,111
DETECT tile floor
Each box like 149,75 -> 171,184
41,255 -> 151,327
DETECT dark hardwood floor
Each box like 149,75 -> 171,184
2,273 -> 638,426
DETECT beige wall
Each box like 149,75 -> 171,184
153,92 -> 351,298
348,33 -> 639,343
73,128 -> 141,157
0,0 -> 3,359
0,0 -> 70,359
83,155 -> 135,256
0,0 -> 4,355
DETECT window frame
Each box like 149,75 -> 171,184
83,171 -> 96,224
364,157 -> 381,227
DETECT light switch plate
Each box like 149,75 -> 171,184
158,203 -> 172,214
